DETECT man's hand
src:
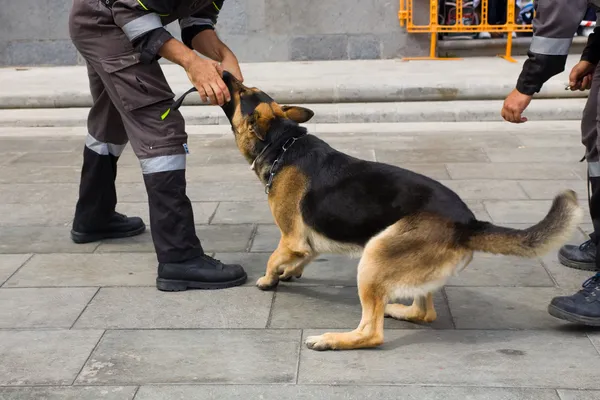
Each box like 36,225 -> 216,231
569,60 -> 595,91
184,57 -> 230,106
501,89 -> 533,124
158,38 -> 230,106
221,55 -> 244,82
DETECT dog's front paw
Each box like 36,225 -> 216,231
305,334 -> 335,351
256,276 -> 278,291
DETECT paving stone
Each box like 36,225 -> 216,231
96,224 -> 254,253
10,151 -> 83,167
298,330 -> 600,388
250,224 -> 280,252
485,147 -> 584,163
446,163 -> 581,180
0,153 -> 25,166
558,390 -> 600,400
413,133 -> 523,150
212,201 -> 273,224
134,385 -> 559,400
0,330 -> 103,385
270,286 -> 453,329
0,254 -> 30,284
483,200 -> 590,224
4,253 -> 157,287
376,148 -> 489,164
214,252 -> 361,287
519,180 -> 588,200
445,287 -> 571,329
464,200 -> 493,221
396,163 -> 451,179
515,133 -> 580,148
0,226 -> 99,254
0,287 -> 96,328
0,204 -> 74,226
0,137 -> 81,153
115,202 -> 218,225
74,287 -> 272,329
76,329 -> 301,385
0,387 -> 137,400
448,254 -> 554,287
440,180 -> 528,200
0,165 -> 81,183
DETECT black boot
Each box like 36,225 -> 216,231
157,254 -> 247,291
558,240 -> 597,271
142,166 -> 247,291
72,211 -> 146,243
558,173 -> 600,270
72,146 -> 145,243
548,273 -> 600,326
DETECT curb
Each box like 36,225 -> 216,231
0,98 -> 587,127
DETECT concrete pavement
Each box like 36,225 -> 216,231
1,120 -> 600,399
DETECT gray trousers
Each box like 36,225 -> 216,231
68,0 -> 203,263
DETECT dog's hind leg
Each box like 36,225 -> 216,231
305,250 -> 387,351
385,293 -> 437,323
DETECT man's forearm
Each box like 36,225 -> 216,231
191,29 -> 236,63
158,38 -> 197,70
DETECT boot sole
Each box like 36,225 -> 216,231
156,273 -> 248,291
558,253 -> 598,271
71,225 -> 146,244
548,303 -> 600,326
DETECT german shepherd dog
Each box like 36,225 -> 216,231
217,71 -> 583,351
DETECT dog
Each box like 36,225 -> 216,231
217,71 -> 583,351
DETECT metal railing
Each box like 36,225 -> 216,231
398,0 -> 533,62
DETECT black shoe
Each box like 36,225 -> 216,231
71,212 -> 146,244
156,254 -> 247,291
558,240 -> 597,271
548,274 -> 600,326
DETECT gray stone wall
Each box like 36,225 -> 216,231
0,0 -> 428,66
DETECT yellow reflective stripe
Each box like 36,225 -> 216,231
213,1 -> 220,11
161,108 -> 171,120
136,0 -> 149,10
137,0 -> 169,17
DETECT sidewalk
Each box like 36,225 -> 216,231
1,120 -> 600,399
0,56 -> 587,109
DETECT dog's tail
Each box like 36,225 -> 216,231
462,190 -> 583,257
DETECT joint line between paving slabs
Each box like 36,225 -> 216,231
294,329 -> 303,384
538,258 -> 560,288
72,329 -> 107,385
207,202 -> 221,225
131,386 -> 142,400
70,287 -> 101,329
441,287 -> 457,330
246,224 -> 259,252
265,289 -> 278,329
0,253 -> 34,288
587,333 -> 600,357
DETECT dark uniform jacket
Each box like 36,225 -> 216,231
517,0 -> 600,95
111,0 -> 224,63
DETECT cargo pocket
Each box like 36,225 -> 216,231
100,49 -> 175,112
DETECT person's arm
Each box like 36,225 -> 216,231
515,0 -> 588,96
158,38 -> 230,106
111,0 -> 177,64
581,25 -> 600,65
178,0 -> 244,81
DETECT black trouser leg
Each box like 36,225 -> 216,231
73,145 -> 119,232
143,168 -> 204,263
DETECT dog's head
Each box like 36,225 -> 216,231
220,71 -> 314,161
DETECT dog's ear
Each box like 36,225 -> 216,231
282,106 -> 314,123
249,111 -> 268,141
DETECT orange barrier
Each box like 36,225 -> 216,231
398,0 -> 533,62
